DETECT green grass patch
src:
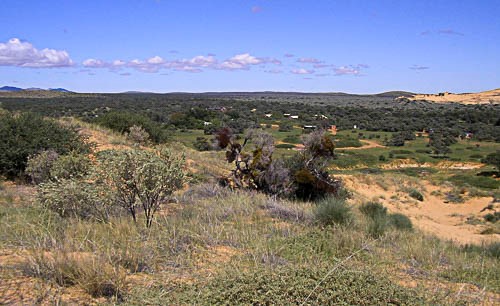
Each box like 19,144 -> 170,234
449,174 -> 500,190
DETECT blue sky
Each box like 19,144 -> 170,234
1,0 -> 499,93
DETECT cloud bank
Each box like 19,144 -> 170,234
0,38 -> 73,68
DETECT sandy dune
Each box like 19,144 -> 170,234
400,88 -> 500,104
342,174 -> 499,245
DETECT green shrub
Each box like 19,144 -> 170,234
408,189 -> 424,201
314,197 -> 353,226
484,212 -> 500,223
126,124 -> 150,145
38,179 -> 116,222
0,112 -> 91,179
50,151 -> 92,181
96,111 -> 169,143
25,150 -> 60,184
368,213 -> 390,238
389,213 -> 413,231
193,136 -> 212,151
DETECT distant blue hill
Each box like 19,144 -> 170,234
49,88 -> 72,92
0,86 -> 72,92
0,86 -> 23,91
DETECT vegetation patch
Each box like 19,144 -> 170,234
126,266 -> 430,305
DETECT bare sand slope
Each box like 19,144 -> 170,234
402,88 -> 500,104
342,174 -> 499,245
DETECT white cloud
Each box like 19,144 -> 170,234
218,53 -> 281,70
83,58 -> 108,68
147,56 -> 164,64
291,68 -> 314,75
297,57 -> 322,64
333,66 -> 360,76
0,38 -> 73,68
112,60 -> 126,67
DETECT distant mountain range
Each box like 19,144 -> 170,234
0,86 -> 72,92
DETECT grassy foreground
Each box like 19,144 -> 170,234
1,176 -> 499,304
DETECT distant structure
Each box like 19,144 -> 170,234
303,125 -> 317,130
251,108 -> 257,112
204,121 -> 212,126
283,113 -> 291,117
290,115 -> 299,119
330,125 -> 337,135
353,124 -> 358,129
264,113 -> 272,118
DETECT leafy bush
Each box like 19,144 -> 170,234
38,179 -> 116,222
26,150 -> 60,184
484,212 -> 500,223
481,151 -> 500,170
26,151 -> 91,184
0,112 -> 91,179
389,213 -> 413,231
49,151 -> 92,181
408,189 -> 424,201
193,136 -> 212,151
314,197 -> 353,226
126,124 -> 150,145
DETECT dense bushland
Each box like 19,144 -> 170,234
0,111 -> 91,179
95,111 -> 170,143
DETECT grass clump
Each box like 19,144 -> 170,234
313,197 -> 353,226
26,249 -> 127,300
389,213 -> 413,231
360,202 -> 413,237
408,188 -> 424,201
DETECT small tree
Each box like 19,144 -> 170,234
96,147 -> 186,227
482,151 -> 500,171
127,125 -> 150,145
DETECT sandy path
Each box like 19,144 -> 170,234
337,139 -> 385,150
